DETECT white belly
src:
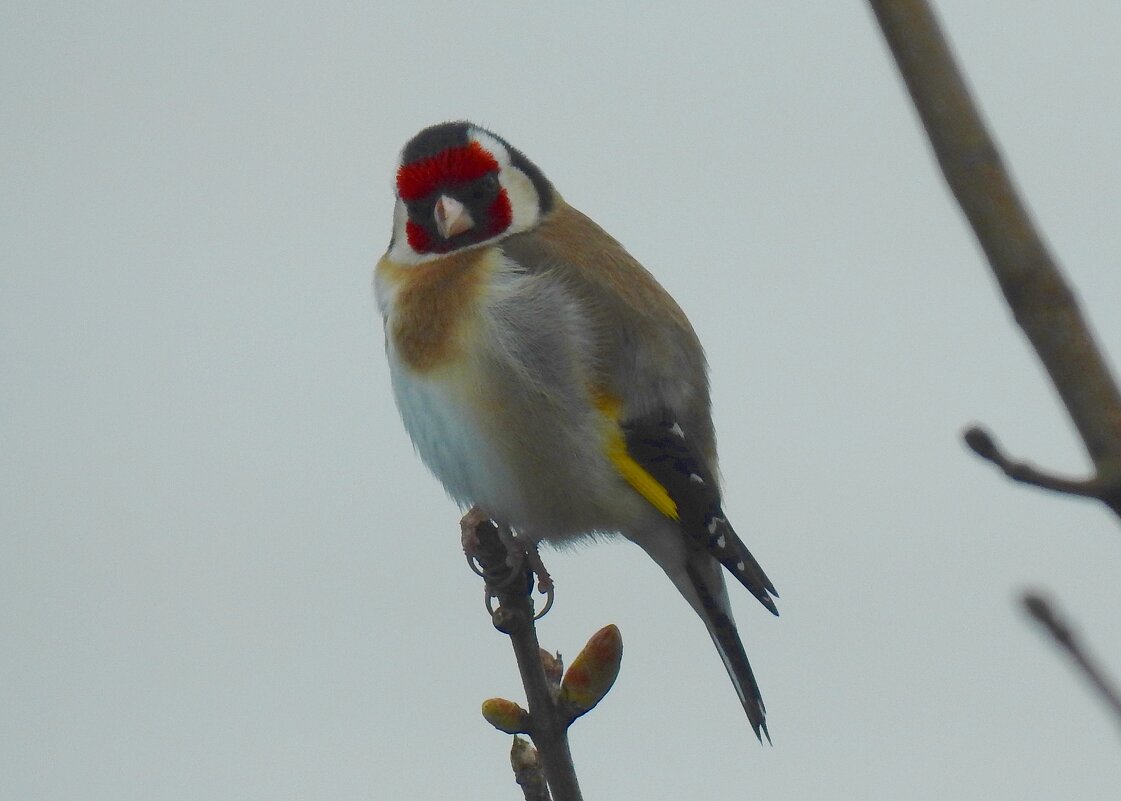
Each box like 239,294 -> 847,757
377,250 -> 648,541
388,355 -> 522,517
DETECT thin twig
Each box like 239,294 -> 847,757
867,0 -> 1121,518
470,521 -> 583,801
1022,591 -> 1121,732
511,736 -> 551,801
963,426 -> 1109,499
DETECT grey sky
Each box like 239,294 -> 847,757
3,3 -> 1120,799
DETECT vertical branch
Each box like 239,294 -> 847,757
471,521 -> 583,801
497,604 -> 580,800
867,0 -> 1121,516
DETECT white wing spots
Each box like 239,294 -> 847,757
669,422 -> 685,439
736,561 -> 746,572
716,534 -> 726,549
689,473 -> 704,484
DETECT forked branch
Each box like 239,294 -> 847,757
867,0 -> 1121,518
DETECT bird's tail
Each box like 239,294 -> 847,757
633,520 -> 770,742
617,411 -> 775,739
681,551 -> 770,742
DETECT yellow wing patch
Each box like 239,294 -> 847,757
594,391 -> 680,521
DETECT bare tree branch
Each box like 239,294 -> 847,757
1022,591 -> 1121,733
867,0 -> 1121,517
963,425 -> 1106,498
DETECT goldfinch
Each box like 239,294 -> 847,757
374,121 -> 778,740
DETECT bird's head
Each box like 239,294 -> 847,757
387,121 -> 555,263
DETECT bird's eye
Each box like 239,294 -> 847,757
471,174 -> 500,201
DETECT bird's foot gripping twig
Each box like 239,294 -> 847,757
494,525 -> 554,596
461,506 -> 555,619
461,506 -> 492,578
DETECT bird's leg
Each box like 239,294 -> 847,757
460,505 -> 490,558
461,507 -> 554,615
524,541 -> 554,596
461,508 -> 525,587
497,526 -> 553,596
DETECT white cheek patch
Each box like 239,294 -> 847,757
468,127 -> 541,235
387,198 -> 441,265
391,198 -> 408,238
498,166 -> 541,234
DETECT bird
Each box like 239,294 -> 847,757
374,121 -> 779,740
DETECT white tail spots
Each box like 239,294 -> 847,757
707,516 -> 725,535
736,561 -> 746,572
669,422 -> 685,438
716,534 -> 726,549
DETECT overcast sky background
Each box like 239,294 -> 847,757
4,3 -> 1121,799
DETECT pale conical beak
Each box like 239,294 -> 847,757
434,194 -> 475,239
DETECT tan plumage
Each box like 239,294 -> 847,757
501,200 -> 717,467
375,122 -> 777,740
377,248 -> 492,372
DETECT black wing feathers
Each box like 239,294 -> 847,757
622,413 -> 779,615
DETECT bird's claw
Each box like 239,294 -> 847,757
461,506 -> 490,578
461,509 -> 556,619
